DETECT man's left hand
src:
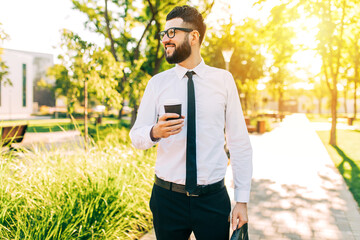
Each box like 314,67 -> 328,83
231,202 -> 248,230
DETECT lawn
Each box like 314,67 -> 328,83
0,117 -> 130,133
307,113 -> 360,125
316,129 -> 360,207
0,126 -> 156,239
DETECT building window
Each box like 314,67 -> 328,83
22,63 -> 26,107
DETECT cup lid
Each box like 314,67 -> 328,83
164,98 -> 182,105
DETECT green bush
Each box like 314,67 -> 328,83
80,122 -> 130,144
0,130 -> 156,239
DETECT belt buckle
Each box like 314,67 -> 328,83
186,191 -> 199,197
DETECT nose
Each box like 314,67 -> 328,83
161,34 -> 170,45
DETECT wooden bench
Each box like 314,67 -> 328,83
258,112 -> 284,121
245,117 -> 257,133
1,125 -> 28,148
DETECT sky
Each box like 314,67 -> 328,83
0,0 -> 103,60
0,0 -> 259,57
0,0 -> 321,81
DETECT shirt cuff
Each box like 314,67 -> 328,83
234,189 -> 250,203
148,125 -> 160,144
150,125 -> 161,142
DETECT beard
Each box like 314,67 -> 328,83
165,35 -> 192,64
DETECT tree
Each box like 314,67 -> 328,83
348,33 -> 360,119
230,19 -> 265,114
344,1 -> 360,119
0,23 -> 10,86
263,3 -> 297,114
202,18 -> 266,114
48,30 -> 123,145
71,0 -> 186,124
311,76 -> 329,114
71,0 -> 214,125
314,0 -> 348,145
256,0 -> 351,145
47,64 -> 76,114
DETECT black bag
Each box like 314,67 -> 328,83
230,223 -> 249,240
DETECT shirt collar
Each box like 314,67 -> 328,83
174,59 -> 207,80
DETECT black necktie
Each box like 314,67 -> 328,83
185,71 -> 197,194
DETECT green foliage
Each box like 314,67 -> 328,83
27,122 -> 77,132
0,23 -> 10,86
202,18 -> 266,114
343,1 -> 360,118
47,30 -> 123,114
0,129 -> 156,239
70,0 -> 171,109
81,121 -> 131,142
0,118 -> 130,134
256,0 -> 360,144
70,0 -> 215,125
230,19 -> 265,83
262,2 -> 298,113
47,64 -> 76,114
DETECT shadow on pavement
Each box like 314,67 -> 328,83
333,146 -> 360,208
248,178 -> 355,240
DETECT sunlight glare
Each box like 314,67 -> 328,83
292,82 -> 314,90
337,83 -> 344,91
257,83 -> 266,91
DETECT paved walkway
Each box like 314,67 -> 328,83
141,113 -> 360,240
13,130 -> 85,150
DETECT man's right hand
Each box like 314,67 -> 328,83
151,113 -> 185,139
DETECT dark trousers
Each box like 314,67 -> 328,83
149,183 -> 231,240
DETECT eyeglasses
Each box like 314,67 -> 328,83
159,27 -> 196,40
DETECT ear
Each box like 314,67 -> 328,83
190,31 -> 200,46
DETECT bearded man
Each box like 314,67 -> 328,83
130,5 -> 252,240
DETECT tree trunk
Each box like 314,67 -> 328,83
354,56 -> 358,120
118,71 -> 126,120
326,0 -> 346,146
329,87 -> 337,146
118,99 -> 125,120
118,107 -> 123,120
355,76 -> 357,119
118,109 -> 124,120
153,55 -> 163,75
344,85 -> 347,114
278,89 -> 283,114
104,0 -> 118,62
134,17 -> 155,61
84,79 -> 88,150
153,21 -> 164,76
353,34 -> 359,119
130,104 -> 138,128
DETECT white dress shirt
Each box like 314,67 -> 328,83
130,60 -> 253,202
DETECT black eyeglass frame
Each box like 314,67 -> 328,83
159,27 -> 198,40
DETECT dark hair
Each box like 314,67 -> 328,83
166,5 -> 206,44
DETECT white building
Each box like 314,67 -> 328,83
0,49 -> 54,120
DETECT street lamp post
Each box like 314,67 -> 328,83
221,48 -> 234,159
222,48 -> 234,71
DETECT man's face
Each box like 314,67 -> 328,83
162,18 -> 192,64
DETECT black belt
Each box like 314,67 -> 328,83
154,175 -> 225,197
